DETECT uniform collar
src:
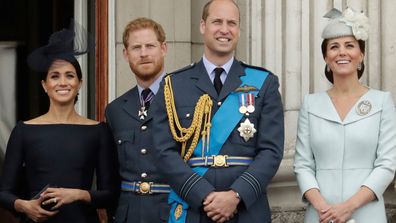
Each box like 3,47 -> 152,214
202,55 -> 233,82
308,89 -> 382,125
137,71 -> 166,98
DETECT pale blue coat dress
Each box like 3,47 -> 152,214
294,89 -> 396,223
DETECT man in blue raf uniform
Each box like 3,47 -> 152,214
152,0 -> 284,222
105,18 -> 170,222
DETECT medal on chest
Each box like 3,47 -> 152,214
237,85 -> 257,116
235,85 -> 258,141
238,118 -> 257,142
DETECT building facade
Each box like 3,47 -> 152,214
0,0 -> 395,222
109,0 -> 396,221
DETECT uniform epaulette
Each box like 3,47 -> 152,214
166,62 -> 196,77
239,60 -> 273,74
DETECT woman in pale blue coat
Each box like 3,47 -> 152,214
294,8 -> 396,223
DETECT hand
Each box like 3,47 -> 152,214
320,203 -> 354,223
315,203 -> 331,220
40,187 -> 91,210
203,190 -> 240,223
14,198 -> 58,222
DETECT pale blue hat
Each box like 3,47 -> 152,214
321,8 -> 369,41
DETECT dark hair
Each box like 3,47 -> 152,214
202,0 -> 240,22
69,58 -> 83,80
321,38 -> 366,84
69,59 -> 82,104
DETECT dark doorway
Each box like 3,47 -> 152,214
0,0 -> 74,121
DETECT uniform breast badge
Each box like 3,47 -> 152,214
356,100 -> 371,116
236,85 -> 258,116
174,204 -> 183,220
237,118 -> 256,142
246,93 -> 255,113
138,106 -> 148,120
238,93 -> 247,114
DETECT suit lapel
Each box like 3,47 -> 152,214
192,60 -> 218,99
309,92 -> 342,123
218,60 -> 243,101
122,88 -> 143,122
343,89 -> 382,125
309,89 -> 381,125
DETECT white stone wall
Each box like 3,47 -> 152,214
112,0 -> 396,210
0,42 -> 17,158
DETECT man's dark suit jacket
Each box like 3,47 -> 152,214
152,59 -> 284,223
105,87 -> 170,223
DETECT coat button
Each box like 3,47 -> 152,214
117,139 -> 122,144
141,148 -> 147,154
141,173 -> 147,178
217,101 -> 222,106
141,125 -> 147,131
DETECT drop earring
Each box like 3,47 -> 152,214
326,64 -> 330,72
357,62 -> 362,71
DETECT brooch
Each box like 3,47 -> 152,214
237,118 -> 256,142
356,100 -> 371,116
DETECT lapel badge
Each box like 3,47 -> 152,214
356,100 -> 372,116
138,106 -> 148,120
174,204 -> 183,220
237,118 -> 256,142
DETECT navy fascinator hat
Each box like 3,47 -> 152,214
27,20 -> 94,73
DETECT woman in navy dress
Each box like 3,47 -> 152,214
0,22 -> 118,223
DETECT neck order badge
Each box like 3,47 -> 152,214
139,88 -> 154,120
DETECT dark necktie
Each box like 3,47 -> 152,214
213,67 -> 224,94
141,88 -> 154,109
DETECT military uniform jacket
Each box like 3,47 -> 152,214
105,87 -> 170,223
152,59 -> 284,222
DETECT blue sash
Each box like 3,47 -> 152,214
168,68 -> 269,223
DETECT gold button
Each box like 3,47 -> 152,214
141,125 -> 147,131
141,172 -> 147,178
141,149 -> 147,154
217,101 -> 222,106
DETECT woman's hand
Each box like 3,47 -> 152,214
303,188 -> 333,218
319,202 -> 354,223
40,187 -> 91,210
14,198 -> 58,222
319,186 -> 376,223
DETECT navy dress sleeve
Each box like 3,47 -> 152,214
88,123 -> 119,208
0,122 -> 26,211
